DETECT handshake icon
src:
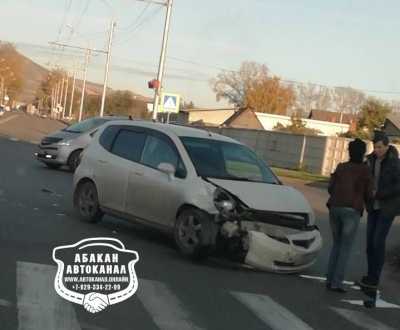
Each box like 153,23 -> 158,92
83,292 -> 110,313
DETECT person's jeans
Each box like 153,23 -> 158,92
366,210 -> 395,285
327,207 -> 360,288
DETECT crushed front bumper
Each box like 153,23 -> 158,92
244,229 -> 322,273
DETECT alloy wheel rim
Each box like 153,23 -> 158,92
79,186 -> 96,216
178,215 -> 202,249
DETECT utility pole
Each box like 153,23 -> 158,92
79,49 -> 91,122
60,77 -> 65,118
100,21 -> 116,117
0,76 -> 4,105
69,68 -> 76,118
152,0 -> 174,121
48,41 -> 108,121
63,73 -> 69,118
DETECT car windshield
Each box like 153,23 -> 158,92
63,118 -> 108,133
180,137 -> 280,184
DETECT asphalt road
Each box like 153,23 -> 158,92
0,137 -> 399,330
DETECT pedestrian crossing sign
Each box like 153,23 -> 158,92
160,92 -> 180,113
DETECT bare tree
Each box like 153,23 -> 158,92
211,61 -> 295,115
331,87 -> 366,115
211,61 -> 269,107
294,83 -> 332,116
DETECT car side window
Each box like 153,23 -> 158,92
99,125 -> 119,151
141,135 -> 179,169
111,129 -> 146,162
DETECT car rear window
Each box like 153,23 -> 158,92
111,129 -> 146,162
99,125 -> 120,151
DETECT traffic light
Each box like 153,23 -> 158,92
148,79 -> 160,89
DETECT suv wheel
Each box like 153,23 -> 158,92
174,208 -> 216,260
68,150 -> 82,172
74,181 -> 103,223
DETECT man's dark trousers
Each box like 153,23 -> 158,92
366,210 -> 395,285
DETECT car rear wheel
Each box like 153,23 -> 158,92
74,181 -> 103,223
174,208 -> 217,260
45,163 -> 61,170
68,150 -> 82,172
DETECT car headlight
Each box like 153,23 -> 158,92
214,188 -> 236,213
57,140 -> 71,146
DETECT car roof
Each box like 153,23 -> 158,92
103,120 -> 240,144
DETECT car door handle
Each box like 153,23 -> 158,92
98,160 -> 108,164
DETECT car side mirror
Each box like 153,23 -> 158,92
158,163 -> 176,177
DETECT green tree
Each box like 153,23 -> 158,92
357,98 -> 392,137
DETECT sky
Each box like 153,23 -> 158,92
1,0 -> 400,107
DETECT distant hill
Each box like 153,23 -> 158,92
7,47 -> 149,104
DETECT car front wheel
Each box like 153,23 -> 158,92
74,181 -> 103,223
174,208 -> 217,260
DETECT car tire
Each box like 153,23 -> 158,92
174,208 -> 217,260
74,181 -> 104,223
68,150 -> 82,172
45,163 -> 61,170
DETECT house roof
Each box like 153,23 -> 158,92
308,110 -> 357,124
181,107 -> 237,113
221,108 -> 248,126
386,113 -> 400,129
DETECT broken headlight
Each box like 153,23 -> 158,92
213,188 -> 236,214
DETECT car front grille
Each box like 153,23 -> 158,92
41,137 -> 62,145
292,238 -> 316,249
243,210 -> 309,230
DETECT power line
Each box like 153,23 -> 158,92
114,6 -> 163,46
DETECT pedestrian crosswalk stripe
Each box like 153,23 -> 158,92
137,279 -> 204,330
231,291 -> 314,330
17,261 -> 81,330
331,307 -> 396,330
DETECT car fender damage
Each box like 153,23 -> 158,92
203,178 -> 323,273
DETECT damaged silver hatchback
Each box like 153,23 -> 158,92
73,121 -> 322,273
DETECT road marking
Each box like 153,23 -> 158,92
137,279 -> 204,330
331,307 -> 396,330
300,275 -> 355,286
0,298 -> 13,307
17,261 -> 81,330
231,291 -> 313,330
0,114 -> 18,125
342,299 -> 400,309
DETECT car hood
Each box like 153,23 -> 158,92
45,130 -> 81,140
207,178 -> 312,214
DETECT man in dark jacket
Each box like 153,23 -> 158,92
358,132 -> 400,289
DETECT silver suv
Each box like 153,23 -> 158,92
73,121 -> 322,272
35,116 -> 128,171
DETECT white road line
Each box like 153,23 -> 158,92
342,299 -> 400,309
0,114 -> 18,125
137,279 -> 204,330
231,291 -> 314,330
17,261 -> 81,330
331,307 -> 396,330
0,298 -> 13,307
